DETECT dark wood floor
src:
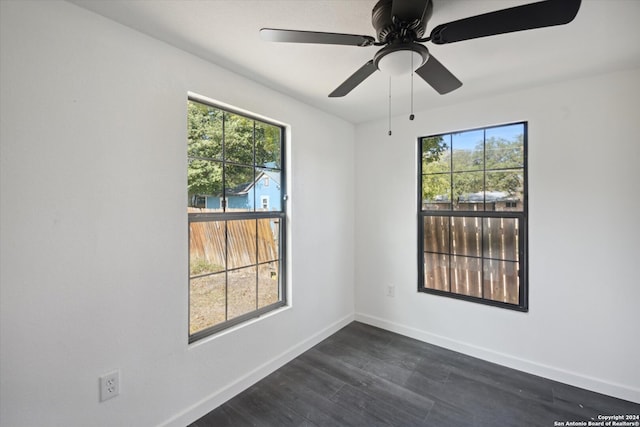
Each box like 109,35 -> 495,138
189,321 -> 639,427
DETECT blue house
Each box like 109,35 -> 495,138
204,170 -> 281,211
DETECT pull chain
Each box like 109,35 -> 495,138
410,52 -> 415,121
388,76 -> 392,136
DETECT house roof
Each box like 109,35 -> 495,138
226,170 -> 281,196
460,191 -> 516,202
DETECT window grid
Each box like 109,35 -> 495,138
418,122 -> 528,311
188,97 -> 286,342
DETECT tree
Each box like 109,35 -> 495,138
484,135 -> 524,198
421,134 -> 524,204
187,101 -> 281,204
187,102 -> 223,198
421,136 -> 450,201
422,136 -> 447,168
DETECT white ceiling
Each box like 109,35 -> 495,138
69,0 -> 640,124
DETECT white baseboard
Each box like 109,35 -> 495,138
355,312 -> 640,404
161,313 -> 354,427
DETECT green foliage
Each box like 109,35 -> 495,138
422,136 -> 448,168
255,122 -> 281,167
484,135 -> 524,197
187,102 -> 223,197
224,114 -> 255,165
421,136 -> 450,201
187,159 -> 223,196
421,134 -> 524,203
453,171 -> 483,201
422,174 -> 450,202
485,135 -> 524,169
187,100 -> 281,201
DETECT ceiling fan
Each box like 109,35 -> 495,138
260,0 -> 581,98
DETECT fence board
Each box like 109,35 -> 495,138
423,216 -> 519,303
189,215 -> 277,275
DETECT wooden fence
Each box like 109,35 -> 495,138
423,216 -> 519,304
189,214 -> 278,274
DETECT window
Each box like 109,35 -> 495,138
418,122 -> 528,311
187,97 -> 286,341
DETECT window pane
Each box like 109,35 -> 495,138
451,216 -> 482,257
258,261 -> 280,308
418,122 -> 526,311
190,273 -> 226,334
188,99 -> 286,341
255,122 -> 281,168
227,266 -> 257,320
483,218 -> 519,262
424,252 -> 449,292
422,174 -> 451,210
256,169 -> 282,211
187,101 -> 223,161
187,159 -> 223,210
227,219 -> 257,269
258,218 -> 279,263
451,255 -> 482,298
483,259 -> 519,304
452,129 -> 483,171
453,171 -> 484,211
485,124 -> 524,169
189,221 -> 226,275
423,216 -> 449,253
485,169 -> 523,212
225,164 -> 255,211
224,112 -> 255,166
422,136 -> 450,173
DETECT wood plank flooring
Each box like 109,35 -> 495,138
189,322 -> 639,427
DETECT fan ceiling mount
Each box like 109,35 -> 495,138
260,0 -> 581,97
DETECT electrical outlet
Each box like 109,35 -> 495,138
386,284 -> 395,297
99,370 -> 120,402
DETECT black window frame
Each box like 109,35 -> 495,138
187,96 -> 287,342
418,122 -> 528,312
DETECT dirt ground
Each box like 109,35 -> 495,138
189,264 -> 279,334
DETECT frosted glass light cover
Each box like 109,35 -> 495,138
377,50 -> 423,76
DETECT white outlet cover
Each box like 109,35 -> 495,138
387,284 -> 395,297
99,370 -> 120,402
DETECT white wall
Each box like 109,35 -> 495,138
2,2 -> 638,426
0,1 -> 355,426
354,67 -> 640,403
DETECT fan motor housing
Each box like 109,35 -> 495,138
372,0 -> 433,43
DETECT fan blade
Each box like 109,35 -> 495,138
260,28 -> 375,47
329,60 -> 378,97
391,0 -> 429,25
415,54 -> 462,95
430,0 -> 581,45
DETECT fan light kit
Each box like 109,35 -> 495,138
260,0 -> 581,128
375,44 -> 427,76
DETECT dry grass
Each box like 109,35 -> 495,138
189,264 -> 279,334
